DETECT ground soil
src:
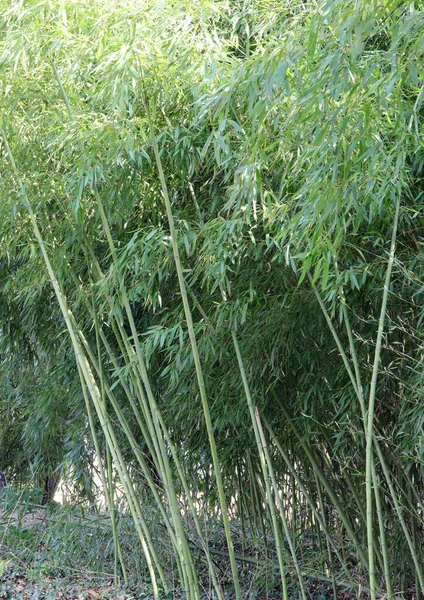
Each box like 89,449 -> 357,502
0,507 -> 136,600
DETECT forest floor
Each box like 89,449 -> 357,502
0,572 -> 129,600
0,491 -> 362,600
0,499 -> 155,600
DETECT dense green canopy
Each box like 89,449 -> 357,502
1,0 -> 423,598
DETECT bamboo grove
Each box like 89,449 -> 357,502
1,0 -> 424,598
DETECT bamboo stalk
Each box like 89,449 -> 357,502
231,333 -> 290,599
365,196 -> 400,600
78,358 -> 127,585
311,270 -> 395,597
336,270 -> 393,600
374,442 -> 424,595
246,450 -> 268,556
69,256 -> 225,600
262,417 -> 349,574
1,129 -> 165,597
142,88 -> 242,598
51,64 -> 200,598
277,399 -> 368,569
232,331 -> 311,598
315,474 -> 337,600
255,408 -> 307,600
93,296 -> 128,584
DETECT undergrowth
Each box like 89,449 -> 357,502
0,487 -> 364,599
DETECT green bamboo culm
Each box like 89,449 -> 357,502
255,408 -> 307,600
78,357 -> 128,586
75,239 -> 225,600
1,129 -> 165,599
315,474 -> 337,600
365,193 -> 400,600
52,63 -> 200,599
232,330 -> 308,600
310,272 -> 395,597
333,260 -> 394,599
231,332 -> 289,599
141,85 -> 242,598
92,294 -> 128,585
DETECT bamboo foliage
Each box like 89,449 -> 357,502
1,130 -> 165,598
1,0 -> 424,597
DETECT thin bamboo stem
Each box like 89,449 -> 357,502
255,408 -> 306,600
1,129 -> 164,597
93,296 -> 128,585
277,399 -> 368,568
51,63 -> 200,597
336,269 -> 393,599
315,474 -> 337,600
142,88 -> 242,598
365,196 -> 400,600
312,267 -> 396,597
79,355 -> 127,585
374,442 -> 424,595
231,332 -> 290,599
262,417 -> 349,574
70,257 -> 225,600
